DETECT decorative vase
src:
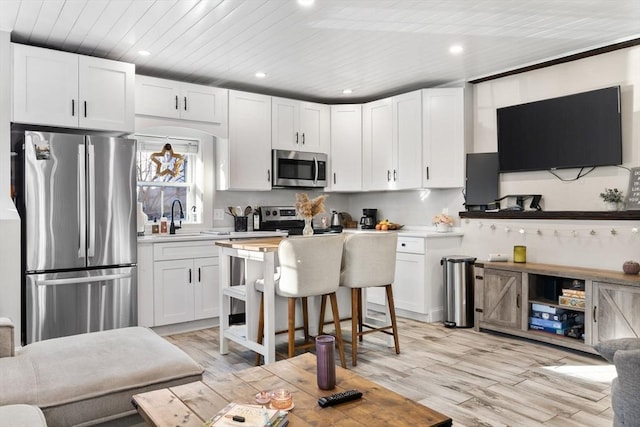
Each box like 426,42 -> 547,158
303,217 -> 314,236
316,335 -> 336,390
605,201 -> 620,211
436,223 -> 451,233
623,261 -> 640,275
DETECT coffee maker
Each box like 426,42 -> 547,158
360,208 -> 378,229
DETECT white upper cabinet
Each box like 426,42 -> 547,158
422,88 -> 466,188
363,90 -> 422,191
329,104 -> 362,192
135,75 -> 227,125
392,90 -> 423,189
217,90 -> 272,191
272,97 -> 329,153
13,43 -> 134,133
362,97 -> 393,191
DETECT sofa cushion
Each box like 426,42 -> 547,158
0,404 -> 47,427
20,326 -> 202,408
1,327 -> 203,426
594,338 -> 640,363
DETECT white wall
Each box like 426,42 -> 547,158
0,30 -> 21,344
461,45 -> 640,270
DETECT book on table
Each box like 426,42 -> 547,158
205,403 -> 287,427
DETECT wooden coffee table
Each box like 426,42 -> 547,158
132,353 -> 451,426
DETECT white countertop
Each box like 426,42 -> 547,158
137,230 -> 288,243
343,226 -> 463,238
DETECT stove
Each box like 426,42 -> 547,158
257,206 -> 342,235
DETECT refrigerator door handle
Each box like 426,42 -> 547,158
87,142 -> 96,258
34,273 -> 132,286
78,144 -> 86,259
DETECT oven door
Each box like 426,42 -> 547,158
272,149 -> 327,187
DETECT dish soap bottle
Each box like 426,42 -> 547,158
160,217 -> 168,234
136,203 -> 147,236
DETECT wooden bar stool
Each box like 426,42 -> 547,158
255,234 -> 346,368
321,232 -> 399,366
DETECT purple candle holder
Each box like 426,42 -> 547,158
316,335 -> 336,390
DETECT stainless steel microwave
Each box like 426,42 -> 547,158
272,149 -> 328,188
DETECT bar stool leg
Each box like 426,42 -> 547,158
357,288 -> 364,342
288,298 -> 296,358
318,294 -> 327,335
302,297 -> 310,344
328,292 -> 347,368
351,288 -> 359,366
385,284 -> 401,355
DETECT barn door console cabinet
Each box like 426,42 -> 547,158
474,261 -> 640,354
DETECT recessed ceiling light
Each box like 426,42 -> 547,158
298,0 -> 314,6
255,72 -> 267,78
342,89 -> 353,95
138,50 -> 151,56
449,45 -> 463,55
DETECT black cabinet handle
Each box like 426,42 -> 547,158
387,170 -> 391,181
333,172 -> 336,184
72,99 -> 75,116
84,101 -> 87,117
267,170 -> 271,182
295,132 -> 299,144
175,95 -> 179,110
302,133 -> 305,144
516,294 -> 520,309
393,169 -> 397,181
184,96 -> 187,111
593,306 -> 597,322
188,268 -> 192,284
401,243 -> 406,247
426,166 -> 430,180
475,275 -> 484,280
198,267 -> 201,282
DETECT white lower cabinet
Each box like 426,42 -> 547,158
138,239 -> 219,327
367,233 -> 462,322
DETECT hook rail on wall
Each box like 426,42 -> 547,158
465,219 -> 640,238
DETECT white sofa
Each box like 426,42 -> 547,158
0,318 -> 203,426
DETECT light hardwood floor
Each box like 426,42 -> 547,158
165,318 -> 615,427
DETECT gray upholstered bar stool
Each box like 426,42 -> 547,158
255,234 -> 346,368
321,232 -> 400,366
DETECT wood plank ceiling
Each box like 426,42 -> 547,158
1,0 -> 639,103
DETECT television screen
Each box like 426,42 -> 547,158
497,86 -> 622,172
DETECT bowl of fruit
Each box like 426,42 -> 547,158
375,219 -> 403,231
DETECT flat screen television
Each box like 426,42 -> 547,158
497,86 -> 622,172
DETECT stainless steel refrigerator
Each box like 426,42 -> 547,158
13,129 -> 137,344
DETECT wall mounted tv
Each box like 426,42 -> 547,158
496,86 -> 622,172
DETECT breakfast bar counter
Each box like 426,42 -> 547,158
216,237 -> 285,364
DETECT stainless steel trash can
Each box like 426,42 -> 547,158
441,255 -> 476,328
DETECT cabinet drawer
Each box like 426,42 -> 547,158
396,237 -> 425,254
153,241 -> 218,261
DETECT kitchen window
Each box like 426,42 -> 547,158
136,134 -> 202,224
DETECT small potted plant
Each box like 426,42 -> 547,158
432,213 -> 454,232
599,188 -> 624,211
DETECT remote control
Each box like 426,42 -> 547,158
318,390 -> 363,407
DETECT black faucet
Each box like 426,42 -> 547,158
169,199 -> 184,234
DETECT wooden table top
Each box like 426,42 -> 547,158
132,353 -> 451,427
214,236 -> 284,252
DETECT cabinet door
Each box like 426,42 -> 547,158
13,44 -> 79,128
593,282 -> 640,344
181,83 -> 227,124
422,88 -> 465,188
227,90 -> 272,190
393,252 -> 426,314
481,269 -> 522,329
393,90 -> 422,189
79,55 -> 135,132
135,75 -> 181,119
153,259 -> 195,326
272,97 -> 299,150
363,98 -> 393,191
299,101 -> 329,153
194,256 -> 219,320
329,104 -> 362,191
